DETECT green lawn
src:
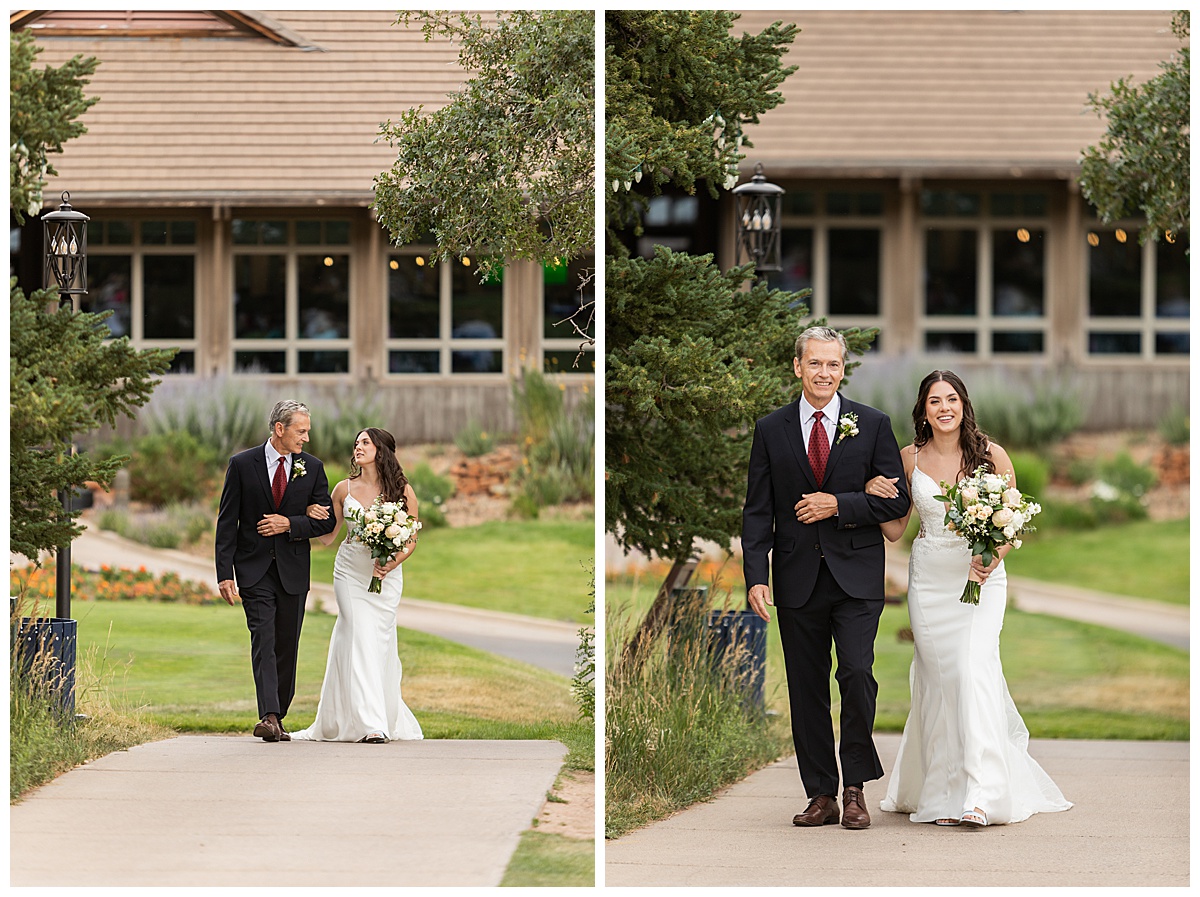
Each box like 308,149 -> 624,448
500,832 -> 594,887
1004,517 -> 1189,604
57,599 -> 585,747
310,519 -> 594,624
608,573 -> 1189,742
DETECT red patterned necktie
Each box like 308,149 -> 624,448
808,410 -> 830,486
272,457 -> 287,509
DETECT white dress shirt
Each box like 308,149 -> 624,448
799,392 -> 841,453
265,440 -> 292,483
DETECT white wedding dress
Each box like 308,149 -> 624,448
291,493 -> 423,743
881,461 -> 1070,824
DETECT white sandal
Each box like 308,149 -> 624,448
960,808 -> 988,828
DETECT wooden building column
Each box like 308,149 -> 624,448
204,204 -> 231,376
358,212 -> 386,384
505,258 -> 543,371
888,176 -> 921,354
1055,183 -> 1086,365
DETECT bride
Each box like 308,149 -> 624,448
290,427 -> 423,744
868,371 -> 1070,827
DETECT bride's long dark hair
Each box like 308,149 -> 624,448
349,427 -> 410,505
911,370 -> 993,479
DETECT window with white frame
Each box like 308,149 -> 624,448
86,219 -> 198,373
920,189 -> 1048,356
1085,225 -> 1189,357
231,219 -> 352,374
386,248 -> 505,375
542,255 -> 595,374
767,189 -> 884,349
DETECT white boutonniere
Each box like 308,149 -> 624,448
836,412 -> 859,444
291,458 -> 307,480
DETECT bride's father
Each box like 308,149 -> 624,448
216,400 -> 336,742
742,326 -> 909,829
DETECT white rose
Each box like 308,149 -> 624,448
983,473 -> 1005,494
396,526 -> 411,542
960,484 -> 979,502
392,536 -> 405,548
1003,524 -> 1016,539
1009,510 -> 1025,530
1002,487 -> 1022,508
992,508 -> 1014,528
380,502 -> 398,516
385,524 -> 402,540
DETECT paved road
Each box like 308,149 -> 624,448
11,735 -> 566,886
49,523 -> 582,678
605,735 -> 1189,887
607,533 -> 1189,651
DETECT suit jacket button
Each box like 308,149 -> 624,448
814,544 -> 821,551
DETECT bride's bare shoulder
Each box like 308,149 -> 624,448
331,479 -> 349,500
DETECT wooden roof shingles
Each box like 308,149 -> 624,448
19,10 -> 473,206
730,10 -> 1182,179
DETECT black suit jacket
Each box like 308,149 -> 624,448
742,395 -> 910,607
214,444 -> 336,595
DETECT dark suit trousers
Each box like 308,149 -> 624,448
239,561 -> 305,722
777,558 -> 885,798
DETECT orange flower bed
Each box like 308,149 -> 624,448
11,563 -> 220,606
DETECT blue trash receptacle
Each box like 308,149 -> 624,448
11,615 -> 78,719
706,609 -> 768,712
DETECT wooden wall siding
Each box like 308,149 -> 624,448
731,10 -> 1180,176
21,10 -> 488,202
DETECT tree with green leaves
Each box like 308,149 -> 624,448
374,10 -> 594,276
10,30 -> 174,560
10,30 -> 99,224
605,12 -> 876,664
1079,10 -> 1189,242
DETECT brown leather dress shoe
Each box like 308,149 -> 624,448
841,786 -> 871,829
792,794 -> 840,827
253,714 -> 281,742
277,720 -> 291,742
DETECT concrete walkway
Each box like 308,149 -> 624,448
604,734 -> 1189,887
605,537 -> 1190,886
55,523 -> 582,677
11,735 -> 566,886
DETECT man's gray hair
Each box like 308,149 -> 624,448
795,325 -> 848,362
269,400 -> 310,433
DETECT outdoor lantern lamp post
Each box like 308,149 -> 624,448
732,162 -> 785,275
43,191 -> 90,304
42,191 -> 89,622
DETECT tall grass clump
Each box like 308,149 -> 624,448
511,370 -> 594,517
848,358 -> 1084,450
454,420 -> 497,457
571,563 -> 596,724
10,594 -> 173,802
605,594 -> 788,838
144,375 -> 270,458
304,387 -> 385,462
1158,405 -> 1189,446
96,500 -> 214,549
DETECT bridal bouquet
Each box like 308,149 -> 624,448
935,467 -> 1041,605
345,499 -> 422,593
